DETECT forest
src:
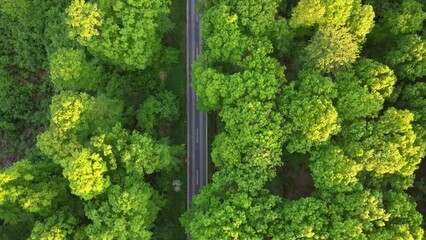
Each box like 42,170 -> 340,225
0,0 -> 187,239
181,0 -> 426,239
0,0 -> 425,239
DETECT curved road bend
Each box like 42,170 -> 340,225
187,0 -> 208,239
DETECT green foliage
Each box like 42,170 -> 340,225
0,0 -> 33,27
366,0 -> 426,81
183,2 -> 290,237
0,70 -> 41,132
358,108 -> 424,176
84,180 -> 163,239
303,26 -> 360,72
192,62 -> 228,111
0,160 -> 67,224
347,2 -> 375,42
67,0 -> 172,70
381,0 -> 426,35
201,4 -> 249,64
291,0 -> 374,72
0,13 -> 45,72
280,69 -> 339,153
274,190 -> 424,239
310,144 -> 363,192
399,82 -> 426,124
368,191 -> 424,239
331,58 -> 396,121
335,70 -> 384,120
273,197 -> 329,239
0,0 -> 73,71
233,0 -> 279,36
354,58 -> 396,99
289,0 -> 325,28
7,90 -> 177,237
1,0 -> 182,237
104,124 -> 175,175
29,211 -> 77,240
137,91 -> 179,133
182,186 -> 280,240
291,0 -> 375,37
0,69 -> 51,164
63,149 -> 110,200
186,0 -> 425,238
37,91 -> 122,199
0,0 -> 78,164
384,34 -> 426,80
49,48 -> 103,91
43,0 -> 77,57
268,18 -> 294,56
3,0 -> 425,237
66,0 -> 103,41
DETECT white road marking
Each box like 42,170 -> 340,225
196,128 -> 199,143
196,169 -> 199,185
196,47 -> 199,56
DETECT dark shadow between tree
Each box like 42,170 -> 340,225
267,150 -> 314,200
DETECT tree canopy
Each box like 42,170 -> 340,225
67,0 -> 173,70
182,0 -> 426,238
0,0 -> 183,238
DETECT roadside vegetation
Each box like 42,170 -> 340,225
0,0 -> 186,239
181,0 -> 426,239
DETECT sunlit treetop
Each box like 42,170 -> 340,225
67,0 -> 172,70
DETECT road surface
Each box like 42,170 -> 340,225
186,0 -> 208,238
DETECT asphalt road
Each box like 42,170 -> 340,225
186,0 -> 208,238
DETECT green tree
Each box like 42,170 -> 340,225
310,144 -> 363,192
67,0 -> 172,70
302,26 -> 360,72
233,0 -> 279,36
291,0 -> 375,36
361,108 -> 423,176
29,210 -> 77,240
185,0 -> 426,238
49,48 -> 103,91
201,4 -> 249,64
384,34 -> 426,80
1,89 -> 176,238
274,190 -> 423,239
66,0 -> 103,41
272,197 -> 329,239
0,159 -> 78,239
0,70 -> 42,132
381,0 -> 426,35
0,0 -> 31,25
104,124 -> 175,176
268,18 -> 294,56
191,61 -> 228,111
354,58 -> 396,99
333,58 -> 397,121
291,0 -> 374,71
37,92 -> 121,199
347,1 -> 375,42
289,0 -> 325,28
137,91 -> 179,133
399,83 -> 426,124
182,185 -> 280,240
280,69 -> 339,153
0,160 -> 69,224
369,191 -> 424,239
84,180 -> 163,239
